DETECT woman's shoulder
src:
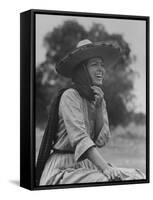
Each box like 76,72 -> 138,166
61,88 -> 82,102
59,88 -> 83,113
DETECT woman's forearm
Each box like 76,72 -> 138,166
84,146 -> 123,180
84,146 -> 108,172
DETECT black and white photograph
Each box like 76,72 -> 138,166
20,9 -> 149,190
34,10 -> 149,189
1,0 -> 153,197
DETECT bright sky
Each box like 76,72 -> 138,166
36,14 -> 146,113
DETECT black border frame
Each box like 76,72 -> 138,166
20,9 -> 150,190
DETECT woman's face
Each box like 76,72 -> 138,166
87,57 -> 105,86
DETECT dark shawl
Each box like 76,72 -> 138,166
36,64 -> 95,186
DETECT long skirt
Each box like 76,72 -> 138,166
40,152 -> 145,185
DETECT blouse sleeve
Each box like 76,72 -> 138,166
94,99 -> 111,147
59,89 -> 96,162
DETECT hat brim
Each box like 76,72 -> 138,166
56,43 -> 122,78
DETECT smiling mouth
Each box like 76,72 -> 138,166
96,75 -> 103,80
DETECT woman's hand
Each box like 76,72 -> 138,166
91,86 -> 104,108
103,166 -> 122,181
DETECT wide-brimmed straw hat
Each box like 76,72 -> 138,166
56,39 -> 122,78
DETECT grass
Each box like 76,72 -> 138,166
99,123 -> 146,173
99,136 -> 146,173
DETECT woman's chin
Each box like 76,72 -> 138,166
93,81 -> 103,86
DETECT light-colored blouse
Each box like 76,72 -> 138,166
53,88 -> 111,161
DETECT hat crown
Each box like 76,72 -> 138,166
76,39 -> 92,48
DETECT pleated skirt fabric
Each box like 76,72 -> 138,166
39,152 -> 145,185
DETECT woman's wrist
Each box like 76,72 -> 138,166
100,163 -> 109,172
85,146 -> 109,173
96,158 -> 109,172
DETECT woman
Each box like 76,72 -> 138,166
36,39 -> 145,186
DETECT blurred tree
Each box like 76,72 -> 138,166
36,20 -> 139,128
131,112 -> 146,125
36,60 -> 71,128
44,20 -> 87,63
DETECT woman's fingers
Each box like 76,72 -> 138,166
112,169 -> 118,179
111,169 -> 117,180
91,86 -> 104,97
103,167 -> 114,180
103,167 -> 122,181
94,95 -> 102,107
91,86 -> 104,107
116,169 -> 122,179
112,168 -> 122,180
103,169 -> 111,180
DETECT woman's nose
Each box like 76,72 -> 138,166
97,66 -> 105,75
97,65 -> 103,72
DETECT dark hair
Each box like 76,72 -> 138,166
72,60 -> 95,102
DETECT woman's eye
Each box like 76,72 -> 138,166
90,63 -> 97,67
